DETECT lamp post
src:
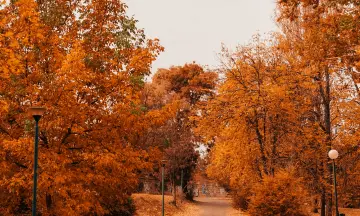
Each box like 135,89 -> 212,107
161,160 -> 167,216
328,149 -> 340,216
28,107 -> 46,216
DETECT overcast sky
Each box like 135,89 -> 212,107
125,0 -> 277,72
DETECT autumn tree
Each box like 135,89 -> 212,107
197,1 -> 360,215
0,0 -> 165,215
277,1 -> 360,215
139,64 -> 217,205
196,35 -> 316,210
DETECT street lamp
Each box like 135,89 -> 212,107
161,160 -> 167,216
328,149 -> 339,216
28,106 -> 46,216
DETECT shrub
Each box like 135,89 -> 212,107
248,170 -> 309,216
232,189 -> 251,211
104,197 -> 136,216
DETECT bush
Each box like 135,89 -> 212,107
248,171 -> 309,216
228,175 -> 253,211
104,197 -> 136,216
232,189 -> 251,211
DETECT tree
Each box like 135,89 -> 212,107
139,64 -> 217,205
0,0 -> 164,215
197,1 -> 360,215
277,1 -> 360,215
196,35 -> 315,210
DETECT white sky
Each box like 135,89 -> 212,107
125,0 -> 277,72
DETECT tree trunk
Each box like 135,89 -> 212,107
319,67 -> 333,216
312,197 -> 319,213
326,193 -> 333,216
271,126 -> 278,177
254,117 -> 269,175
172,173 -> 177,206
324,67 -> 333,216
46,193 -> 52,210
321,189 -> 326,216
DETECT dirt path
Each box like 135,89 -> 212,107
194,197 -> 245,216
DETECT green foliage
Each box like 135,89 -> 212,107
130,75 -> 145,88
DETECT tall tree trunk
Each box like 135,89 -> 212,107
313,197 -> 319,213
254,117 -> 269,175
324,67 -> 333,216
319,160 -> 326,216
321,189 -> 326,216
271,126 -> 278,177
319,67 -> 333,216
172,173 -> 177,206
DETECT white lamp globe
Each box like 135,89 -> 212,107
328,149 -> 339,160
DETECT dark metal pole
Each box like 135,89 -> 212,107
333,160 -> 339,216
162,165 -> 165,216
32,116 -> 41,216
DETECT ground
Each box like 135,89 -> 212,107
310,208 -> 360,216
132,193 -> 198,216
133,193 -> 360,216
132,194 -> 244,216
194,197 -> 246,216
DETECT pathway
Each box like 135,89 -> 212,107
194,197 -> 245,216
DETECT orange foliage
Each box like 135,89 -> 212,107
139,64 -> 217,204
248,170 -> 308,216
197,0 -> 360,213
1,0 -> 360,215
0,0 -> 165,215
